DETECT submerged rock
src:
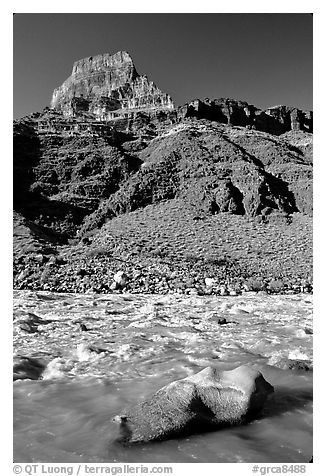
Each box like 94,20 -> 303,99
288,360 -> 312,372
113,365 -> 274,444
13,356 -> 46,381
271,357 -> 312,372
218,318 -> 228,325
19,321 -> 39,333
217,317 -> 237,325
15,312 -> 54,334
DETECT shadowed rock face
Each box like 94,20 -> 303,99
113,365 -> 274,444
180,98 -> 313,135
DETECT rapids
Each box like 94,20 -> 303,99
13,291 -> 313,463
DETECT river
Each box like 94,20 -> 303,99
13,291 -> 313,463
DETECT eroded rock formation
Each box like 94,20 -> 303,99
48,51 -> 312,136
180,98 -> 312,135
51,51 -> 174,120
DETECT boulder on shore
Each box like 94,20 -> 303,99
113,271 -> 129,289
113,365 -> 274,444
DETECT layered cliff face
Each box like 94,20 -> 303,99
50,51 -> 312,134
180,98 -> 312,135
51,51 -> 174,120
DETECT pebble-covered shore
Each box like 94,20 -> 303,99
13,247 -> 313,296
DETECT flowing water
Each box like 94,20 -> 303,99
13,291 -> 313,463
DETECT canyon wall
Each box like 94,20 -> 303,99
179,98 -> 312,135
50,51 -> 312,135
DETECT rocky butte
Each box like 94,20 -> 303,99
50,51 -> 174,121
49,50 -> 312,136
13,51 -> 313,295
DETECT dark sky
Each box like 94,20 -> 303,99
13,13 -> 313,118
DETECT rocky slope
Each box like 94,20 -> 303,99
82,120 -> 311,234
13,51 -> 313,294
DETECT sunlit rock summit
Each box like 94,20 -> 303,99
48,50 -> 313,137
51,51 -> 174,120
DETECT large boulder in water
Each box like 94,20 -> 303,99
113,365 -> 274,444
